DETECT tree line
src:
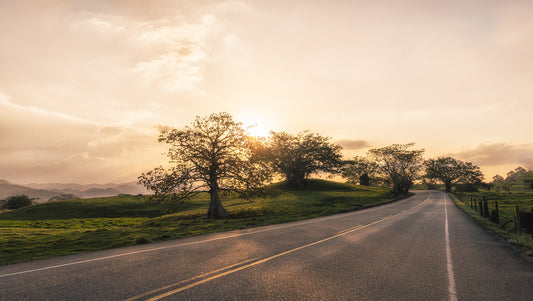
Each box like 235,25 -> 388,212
138,112 -> 525,218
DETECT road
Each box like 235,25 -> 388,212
1,191 -> 532,300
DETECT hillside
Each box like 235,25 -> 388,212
0,180 -> 397,265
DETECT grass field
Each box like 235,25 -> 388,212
451,187 -> 533,255
0,180 -> 397,265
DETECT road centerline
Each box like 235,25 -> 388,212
444,193 -> 458,301
0,193 -> 422,279
131,193 -> 432,300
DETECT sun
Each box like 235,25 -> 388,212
238,112 -> 274,138
247,123 -> 271,138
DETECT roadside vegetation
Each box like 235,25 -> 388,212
0,180 -> 396,265
450,167 -> 533,255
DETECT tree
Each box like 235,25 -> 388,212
491,174 -> 511,194
424,157 -> 484,192
2,195 -> 33,209
268,131 -> 343,187
341,156 -> 378,186
138,112 -> 271,218
505,167 -> 527,184
49,193 -> 79,202
369,143 -> 424,196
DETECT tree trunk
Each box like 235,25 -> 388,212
445,181 -> 452,192
206,189 -> 228,218
286,172 -> 304,187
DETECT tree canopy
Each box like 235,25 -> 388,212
267,131 -> 343,187
369,143 -> 424,195
424,156 -> 484,192
2,195 -> 33,209
138,112 -> 271,218
341,156 -> 378,186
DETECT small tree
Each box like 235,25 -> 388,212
424,157 -> 484,192
49,193 -> 79,202
138,112 -> 272,218
341,156 -> 378,186
2,195 -> 33,209
267,131 -> 343,187
492,174 -> 511,194
505,167 -> 527,184
369,143 -> 424,196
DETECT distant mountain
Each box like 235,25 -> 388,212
24,181 -> 148,195
0,180 -> 60,202
1,179 -> 150,202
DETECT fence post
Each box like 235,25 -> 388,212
479,200 -> 484,216
516,205 -> 522,234
494,201 -> 500,224
483,199 -> 489,218
474,199 -> 477,211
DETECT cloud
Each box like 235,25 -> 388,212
335,139 -> 371,150
0,94 -> 95,125
76,17 -> 126,34
131,15 -> 217,91
454,143 -> 533,168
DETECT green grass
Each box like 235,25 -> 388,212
0,180 -> 396,265
451,187 -> 533,255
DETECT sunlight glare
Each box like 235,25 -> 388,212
239,112 -> 274,138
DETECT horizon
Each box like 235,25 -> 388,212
1,1 -> 532,184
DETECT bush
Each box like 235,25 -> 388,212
454,183 -> 480,193
2,195 -> 33,209
49,193 -> 79,202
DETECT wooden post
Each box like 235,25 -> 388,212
516,205 -> 522,234
490,201 -> 500,224
483,199 -> 489,218
474,199 -> 477,211
494,201 -> 500,224
479,200 -> 484,216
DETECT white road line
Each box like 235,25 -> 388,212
0,192 -> 430,279
444,193 -> 458,301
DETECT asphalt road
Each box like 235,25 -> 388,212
1,191 -> 532,300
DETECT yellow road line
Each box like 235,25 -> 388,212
133,192 -> 433,301
123,258 -> 257,301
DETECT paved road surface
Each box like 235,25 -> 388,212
1,191 -> 532,300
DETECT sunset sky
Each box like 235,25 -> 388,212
1,0 -> 532,184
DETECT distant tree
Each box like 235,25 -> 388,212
341,156 -> 378,186
424,157 -> 484,192
267,131 -> 343,187
369,143 -> 425,196
2,195 -> 33,209
138,112 -> 272,218
506,167 -> 527,184
491,174 -> 511,194
49,193 -> 79,202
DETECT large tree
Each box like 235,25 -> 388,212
424,156 -> 484,192
369,143 -> 425,196
341,156 -> 378,186
268,131 -> 343,187
138,112 -> 271,218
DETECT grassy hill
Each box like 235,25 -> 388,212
0,180 -> 396,265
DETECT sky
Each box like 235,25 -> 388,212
1,0 -> 532,184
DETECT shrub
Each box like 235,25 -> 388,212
49,193 -> 79,202
3,195 -> 33,209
